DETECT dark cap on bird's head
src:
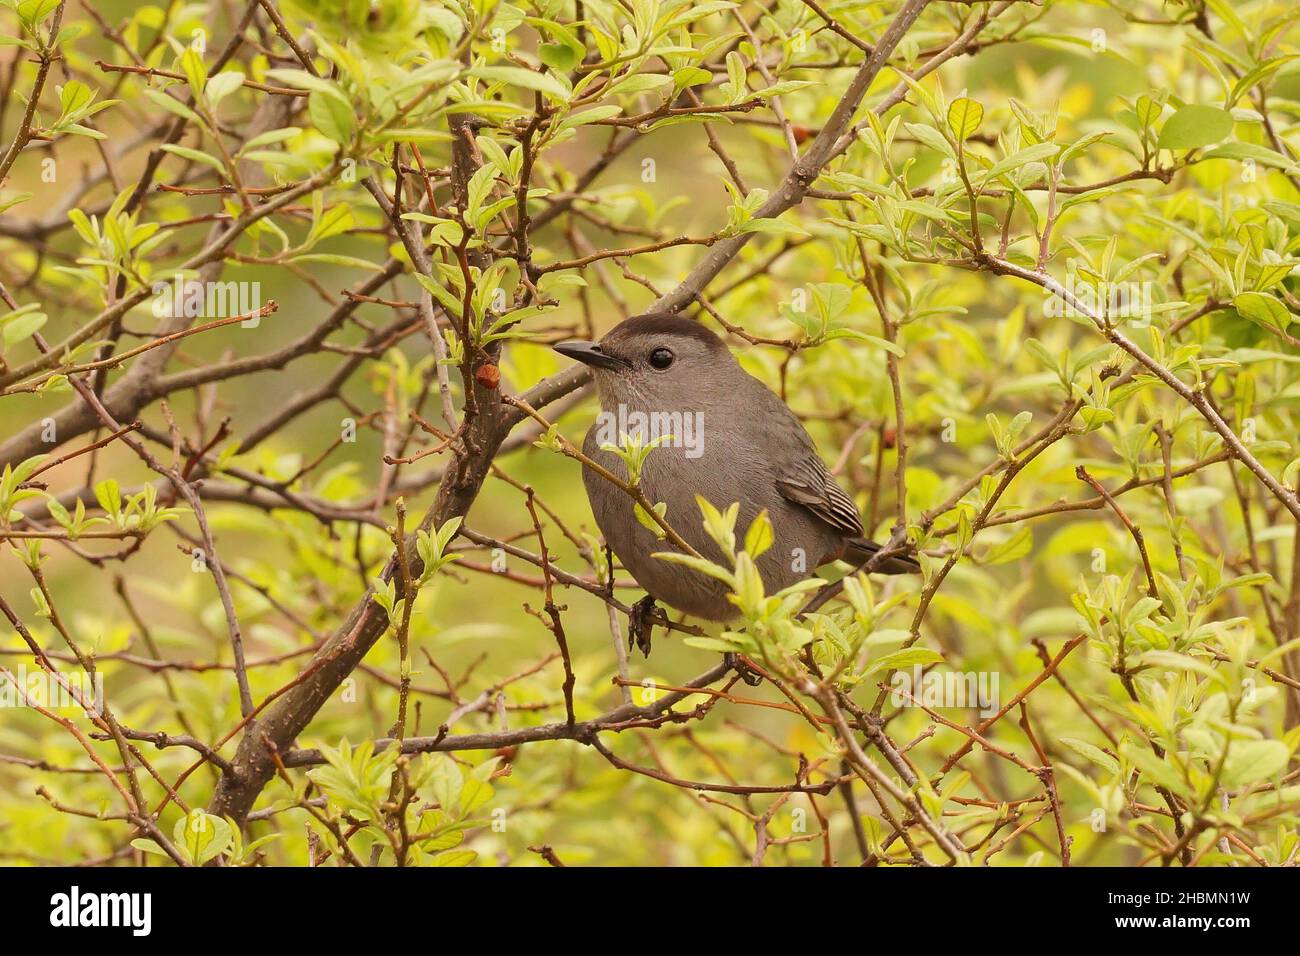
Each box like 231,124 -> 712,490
552,313 -> 728,378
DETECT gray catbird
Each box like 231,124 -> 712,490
554,312 -> 917,656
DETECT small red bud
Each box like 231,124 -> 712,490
475,363 -> 501,390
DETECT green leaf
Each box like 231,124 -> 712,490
1134,93 -> 1164,130
947,97 -> 983,142
239,127 -> 301,151
1059,737 -> 1119,775
2,311 -> 46,346
458,776 -> 493,814
724,50 -> 746,102
737,217 -> 807,237
1222,740 -> 1289,788
1203,141 -> 1299,172
160,143 -> 227,175
289,253 -> 385,272
142,89 -> 208,130
539,42 -> 579,72
683,635 -> 744,652
94,478 -> 121,518
309,90 -> 355,144
653,551 -> 735,585
979,525 -> 1032,565
743,509 -> 773,559
904,122 -> 954,159
897,199 -> 955,223
430,849 -> 477,866
58,80 -> 94,118
1234,292 -> 1292,334
611,73 -> 674,96
430,757 -> 463,812
555,106 -> 621,133
179,47 -> 206,99
1120,741 -> 1189,796
983,142 -> 1060,182
1157,105 -> 1234,150
0,192 -> 32,214
204,70 -> 245,107
129,839 -> 171,858
175,809 -> 232,865
634,500 -> 669,538
1228,54 -> 1300,107
755,80 -> 815,99
263,69 -> 349,102
1138,651 -> 1227,687
469,65 -> 569,102
863,647 -> 944,679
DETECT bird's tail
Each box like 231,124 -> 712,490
842,537 -> 921,575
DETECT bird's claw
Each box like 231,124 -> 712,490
628,595 -> 660,659
724,652 -> 764,687
626,601 -> 761,685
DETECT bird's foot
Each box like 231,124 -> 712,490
724,652 -> 764,687
628,595 -> 661,659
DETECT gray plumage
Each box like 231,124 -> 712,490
556,313 -> 916,624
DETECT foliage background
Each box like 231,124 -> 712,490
1,0 -> 1299,866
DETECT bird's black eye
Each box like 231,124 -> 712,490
649,347 -> 674,370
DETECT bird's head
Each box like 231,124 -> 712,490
552,313 -> 734,409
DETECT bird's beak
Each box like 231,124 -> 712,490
552,339 -> 630,372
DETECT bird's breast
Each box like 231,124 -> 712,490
580,421 -> 836,621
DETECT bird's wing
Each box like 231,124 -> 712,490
748,376 -> 867,538
775,452 -> 865,538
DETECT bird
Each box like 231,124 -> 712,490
553,312 -> 918,661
